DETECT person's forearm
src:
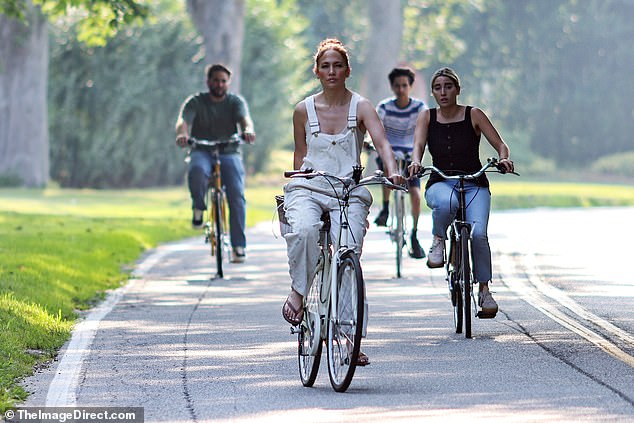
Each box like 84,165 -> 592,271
378,143 -> 397,176
175,119 -> 189,137
498,144 -> 510,160
241,116 -> 255,134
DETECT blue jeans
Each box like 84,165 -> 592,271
188,149 -> 246,248
425,180 -> 492,282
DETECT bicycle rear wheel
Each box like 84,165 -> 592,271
459,227 -> 472,338
327,251 -> 364,392
394,191 -> 405,278
298,252 -> 324,387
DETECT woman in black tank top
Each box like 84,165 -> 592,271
408,67 -> 514,316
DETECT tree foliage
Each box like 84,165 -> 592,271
44,0 -> 634,187
0,0 -> 148,46
241,0 -> 308,173
403,0 -> 634,168
49,1 -> 199,187
48,0 -> 308,186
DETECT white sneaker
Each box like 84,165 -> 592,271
426,236 -> 445,268
231,246 -> 246,263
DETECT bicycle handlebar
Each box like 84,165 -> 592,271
285,168 -> 408,192
416,157 -> 519,180
187,134 -> 242,148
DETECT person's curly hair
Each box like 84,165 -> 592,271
388,67 -> 415,85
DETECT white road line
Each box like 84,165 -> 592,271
45,241 -> 190,406
45,285 -> 129,407
499,254 -> 634,368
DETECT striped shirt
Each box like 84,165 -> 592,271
376,97 -> 425,150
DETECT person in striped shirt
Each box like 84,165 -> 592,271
374,67 -> 426,259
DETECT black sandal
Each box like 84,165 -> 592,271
281,297 -> 303,326
356,351 -> 370,366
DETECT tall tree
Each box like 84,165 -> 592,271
186,0 -> 246,91
0,3 -> 48,186
360,0 -> 403,104
0,0 -> 147,187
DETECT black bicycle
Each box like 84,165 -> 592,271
187,135 -> 241,278
417,158 -> 518,338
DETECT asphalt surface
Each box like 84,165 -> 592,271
20,207 -> 634,422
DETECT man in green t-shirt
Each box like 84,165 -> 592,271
175,64 -> 256,263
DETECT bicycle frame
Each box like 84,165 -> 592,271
418,158 -> 518,338
290,171 -> 363,339
446,175 -> 474,337
187,135 -> 241,278
388,150 -> 410,278
304,189 -> 356,351
206,152 -> 230,261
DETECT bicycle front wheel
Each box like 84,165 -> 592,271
447,239 -> 463,334
327,251 -> 364,392
394,191 -> 405,278
459,226 -> 472,338
298,252 -> 324,387
212,190 -> 224,278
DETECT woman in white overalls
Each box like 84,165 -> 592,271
281,38 -> 404,365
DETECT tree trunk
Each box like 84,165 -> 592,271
361,0 -> 403,105
186,0 -> 245,92
0,4 -> 49,187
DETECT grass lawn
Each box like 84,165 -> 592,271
0,184 -> 281,412
1,178 -> 633,411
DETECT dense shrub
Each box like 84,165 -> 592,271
591,151 -> 634,178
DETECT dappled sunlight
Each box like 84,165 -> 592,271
204,401 -> 622,423
187,341 -> 289,360
25,209 -> 633,420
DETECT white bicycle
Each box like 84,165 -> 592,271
282,166 -> 406,392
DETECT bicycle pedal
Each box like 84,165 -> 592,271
290,326 -> 302,334
476,311 -> 497,319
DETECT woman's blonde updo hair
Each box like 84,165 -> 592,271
313,38 -> 350,73
430,67 -> 461,90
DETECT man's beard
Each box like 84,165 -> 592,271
210,87 -> 226,98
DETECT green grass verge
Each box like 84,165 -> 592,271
488,179 -> 634,208
0,185 -> 281,412
1,178 -> 634,411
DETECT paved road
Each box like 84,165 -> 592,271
22,207 -> 634,422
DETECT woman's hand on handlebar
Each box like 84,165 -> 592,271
497,158 -> 514,174
407,161 -> 422,178
387,173 -> 406,187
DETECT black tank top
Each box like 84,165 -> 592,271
426,106 -> 488,189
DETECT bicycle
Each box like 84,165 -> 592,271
387,150 -> 411,278
416,158 -> 518,338
187,135 -> 241,279
281,165 -> 406,392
